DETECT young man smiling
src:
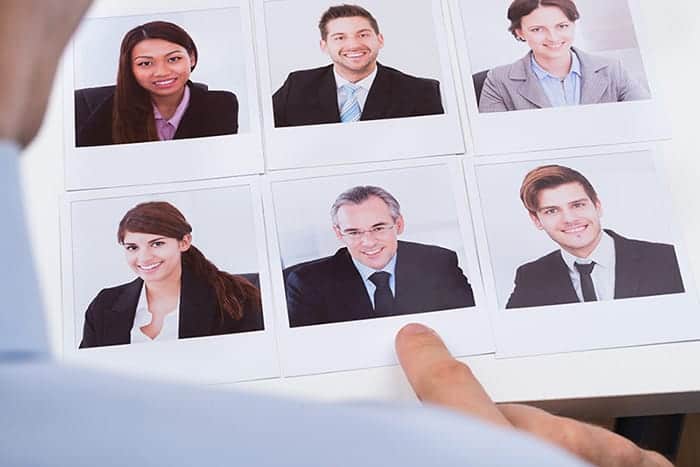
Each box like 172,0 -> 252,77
506,164 -> 684,309
272,4 -> 445,127
284,186 -> 475,327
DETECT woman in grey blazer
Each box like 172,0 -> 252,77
479,0 -> 649,113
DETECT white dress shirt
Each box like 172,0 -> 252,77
560,231 -> 617,301
334,66 -> 378,113
351,254 -> 397,309
129,285 -> 180,343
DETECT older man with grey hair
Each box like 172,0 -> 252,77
284,185 -> 476,327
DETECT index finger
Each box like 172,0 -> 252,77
395,323 -> 511,427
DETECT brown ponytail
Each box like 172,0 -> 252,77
117,201 -> 260,322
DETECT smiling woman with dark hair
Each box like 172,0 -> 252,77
77,21 -> 238,147
479,0 -> 649,113
79,201 -> 262,348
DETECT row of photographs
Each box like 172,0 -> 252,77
61,144 -> 700,383
63,0 -> 670,190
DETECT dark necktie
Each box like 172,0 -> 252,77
369,271 -> 394,316
574,262 -> 597,302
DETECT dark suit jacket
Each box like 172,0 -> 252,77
76,82 -> 239,147
272,63 -> 444,127
284,241 -> 475,327
505,230 -> 685,309
79,269 -> 263,348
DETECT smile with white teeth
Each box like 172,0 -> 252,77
138,261 -> 163,271
153,78 -> 176,86
563,225 -> 587,234
362,247 -> 383,256
343,50 -> 367,58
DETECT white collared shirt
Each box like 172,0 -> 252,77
560,231 -> 616,301
351,253 -> 397,310
130,285 -> 180,343
334,66 -> 378,113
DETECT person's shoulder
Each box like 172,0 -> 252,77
283,64 -> 334,83
190,84 -> 238,108
607,230 -> 677,257
398,240 -> 455,258
515,250 -> 561,275
486,53 -> 529,82
378,63 -> 439,88
285,250 -> 348,282
87,278 -> 141,310
573,48 -> 621,73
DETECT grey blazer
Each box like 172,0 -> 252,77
478,48 -> 650,112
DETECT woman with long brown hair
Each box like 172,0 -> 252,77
76,21 -> 238,147
80,201 -> 262,348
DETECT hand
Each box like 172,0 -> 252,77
0,0 -> 93,147
395,323 -> 672,467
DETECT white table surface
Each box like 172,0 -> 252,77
19,0 -> 700,416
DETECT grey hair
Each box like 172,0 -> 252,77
330,186 -> 401,225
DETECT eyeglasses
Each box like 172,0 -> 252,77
337,224 -> 397,242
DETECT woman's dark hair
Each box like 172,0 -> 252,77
507,0 -> 580,40
117,201 -> 260,322
112,21 -> 198,144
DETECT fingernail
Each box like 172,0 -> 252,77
401,323 -> 435,336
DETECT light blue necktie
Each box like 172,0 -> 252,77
339,83 -> 362,123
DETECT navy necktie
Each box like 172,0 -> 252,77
369,271 -> 394,316
574,262 -> 597,302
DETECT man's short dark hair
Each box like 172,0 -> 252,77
318,4 -> 380,40
520,165 -> 599,214
507,0 -> 580,40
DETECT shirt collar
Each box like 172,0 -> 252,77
152,84 -> 190,127
560,230 -> 615,272
334,66 -> 378,91
351,252 -> 397,282
530,50 -> 581,81
133,284 -> 180,328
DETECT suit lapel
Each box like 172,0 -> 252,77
549,252 -> 581,304
393,242 -> 420,314
513,54 -> 550,109
577,49 -> 610,104
361,63 -> 391,120
314,66 -> 341,123
332,249 -> 375,321
609,230 -> 642,299
174,82 -> 199,139
179,267 -> 217,339
106,278 -> 142,345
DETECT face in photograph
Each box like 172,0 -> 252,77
333,195 -> 405,270
131,38 -> 196,101
514,5 -> 576,64
529,181 -> 603,258
122,231 -> 192,284
320,16 -> 384,82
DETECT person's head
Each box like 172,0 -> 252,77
331,186 -> 404,270
112,21 -> 198,144
117,201 -> 259,320
520,165 -> 603,258
318,5 -> 384,82
118,201 -> 192,285
507,0 -> 579,62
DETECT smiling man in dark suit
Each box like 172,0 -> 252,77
272,4 -> 444,128
506,164 -> 684,309
284,186 -> 475,327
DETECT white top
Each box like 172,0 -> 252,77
560,231 -> 616,301
129,285 -> 180,343
351,254 -> 398,309
334,66 -> 379,113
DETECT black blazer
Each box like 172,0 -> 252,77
505,230 -> 685,309
284,241 -> 475,327
79,269 -> 263,348
76,82 -> 239,147
272,63 -> 444,128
